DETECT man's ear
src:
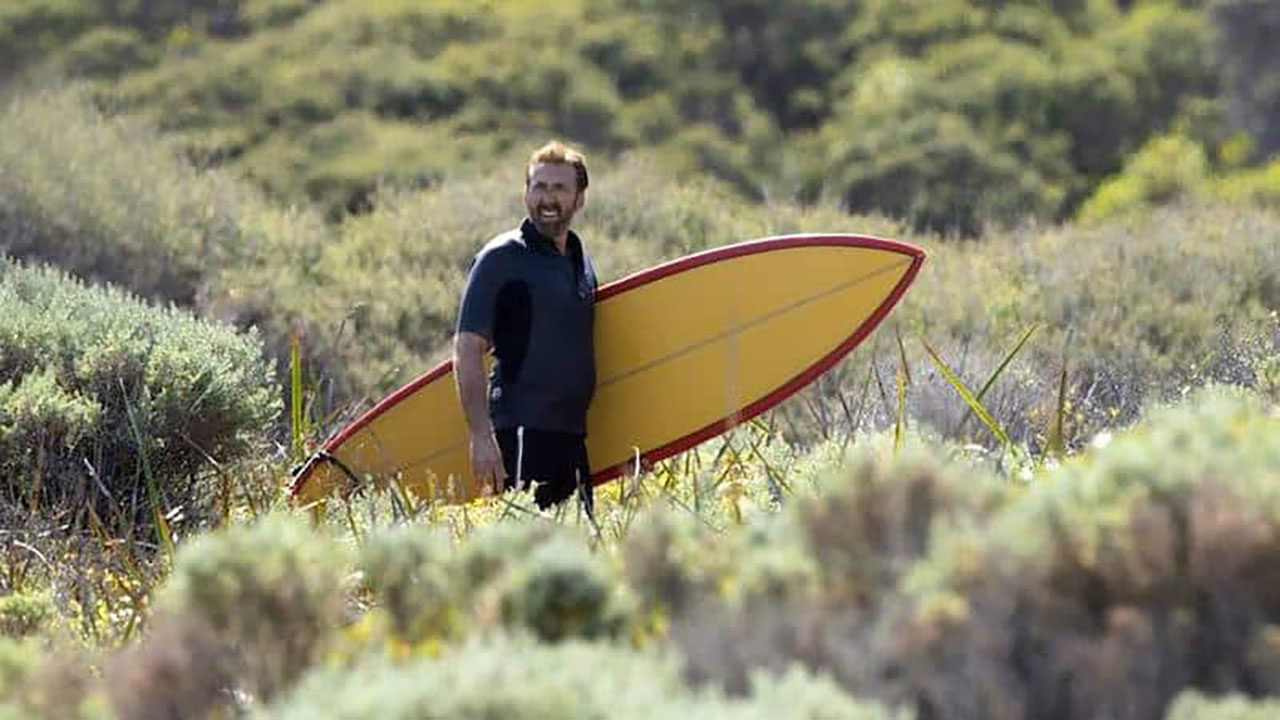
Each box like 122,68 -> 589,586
575,189 -> 588,211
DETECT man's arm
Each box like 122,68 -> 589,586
454,331 -> 508,494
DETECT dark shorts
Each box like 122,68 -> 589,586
496,428 -> 592,510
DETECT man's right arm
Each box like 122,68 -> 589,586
454,331 -> 508,494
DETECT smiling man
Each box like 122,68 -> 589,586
453,141 -> 598,512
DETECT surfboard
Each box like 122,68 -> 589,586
289,233 -> 925,506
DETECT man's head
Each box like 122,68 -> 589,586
524,141 -> 588,240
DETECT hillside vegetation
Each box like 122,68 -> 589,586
1,1 -> 1279,719
2,0 -> 1278,230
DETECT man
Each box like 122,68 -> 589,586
453,141 -> 598,512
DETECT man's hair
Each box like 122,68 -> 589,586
526,141 -> 589,192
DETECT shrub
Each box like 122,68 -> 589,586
0,638 -> 43,700
902,202 -> 1280,449
0,594 -> 53,640
1211,160 -> 1280,209
1078,134 -> 1209,223
892,388 -> 1280,720
658,444 -> 1011,696
56,26 -> 157,77
1166,692 -> 1280,720
497,535 -> 632,643
0,87 -> 325,309
0,259 -> 278,531
105,618 -> 234,720
623,507 -> 719,616
155,514 -> 349,700
258,636 -> 902,720
452,520 -> 561,600
259,637 -> 688,720
744,667 -> 911,720
1211,0 -> 1280,159
358,524 -> 459,643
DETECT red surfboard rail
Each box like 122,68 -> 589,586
289,233 -> 925,499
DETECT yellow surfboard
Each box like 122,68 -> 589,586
289,234 -> 924,506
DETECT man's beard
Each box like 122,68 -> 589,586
531,204 -> 573,237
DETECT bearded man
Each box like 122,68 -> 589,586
453,141 -> 598,512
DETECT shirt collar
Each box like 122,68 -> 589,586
520,218 -> 582,259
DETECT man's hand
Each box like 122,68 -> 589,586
454,331 -> 507,497
469,431 -> 508,496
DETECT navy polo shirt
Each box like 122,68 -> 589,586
456,219 -> 598,434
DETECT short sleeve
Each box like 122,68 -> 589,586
456,249 -> 508,340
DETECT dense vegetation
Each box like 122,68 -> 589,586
0,1 -> 1278,719
2,0 -> 1279,230
2,391 -> 1279,720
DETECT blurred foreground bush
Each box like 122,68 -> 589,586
261,636 -> 902,720
153,514 -> 348,702
623,388 -> 1280,720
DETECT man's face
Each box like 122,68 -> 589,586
525,162 -> 584,238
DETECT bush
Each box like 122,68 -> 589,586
1079,134 -> 1209,223
497,535 -> 632,643
902,201 -> 1280,450
56,26 -> 157,77
1211,0 -> 1280,159
0,594 -> 53,640
0,258 -> 277,531
105,618 -> 234,720
452,520 -> 561,599
259,636 -> 902,720
1211,160 -> 1280,209
1166,692 -> 1280,720
653,444 -> 1010,696
892,388 -> 1280,720
358,524 -> 459,643
155,514 -> 349,700
0,86 -> 328,310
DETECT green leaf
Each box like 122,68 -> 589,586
921,337 -> 1011,447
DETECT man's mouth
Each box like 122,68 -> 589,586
537,206 -> 562,221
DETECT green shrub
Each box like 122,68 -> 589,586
0,638 -> 43,700
1166,692 -> 1280,720
893,388 -> 1280,720
452,520 -> 561,599
0,86 -> 328,309
1211,0 -> 1280,159
105,617 -> 234,720
743,667 -> 911,720
0,1 -> 96,78
904,202 -> 1280,449
259,637 -> 686,720
259,636 -> 902,720
0,594 -> 53,640
1079,134 -> 1210,223
656,443 -> 1011,696
358,524 -> 459,643
1211,160 -> 1280,209
56,26 -> 156,77
497,535 -> 632,643
0,259 -> 277,530
155,513 -> 349,700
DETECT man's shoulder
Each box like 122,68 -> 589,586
471,228 -> 529,267
474,227 -> 528,261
